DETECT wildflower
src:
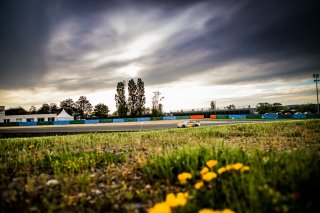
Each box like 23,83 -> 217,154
222,209 -> 235,213
176,193 -> 188,206
148,202 -> 171,213
182,192 -> 189,199
194,181 -> 204,189
202,172 -> 217,182
28,144 -> 34,149
198,208 -> 235,213
240,166 -> 250,172
166,193 -> 179,208
200,167 -> 209,175
217,167 -> 226,174
198,209 -> 216,213
178,172 -> 192,184
165,193 -> 188,208
206,160 -> 218,168
225,165 -> 233,171
232,163 -> 243,171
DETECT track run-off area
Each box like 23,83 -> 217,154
0,119 -> 289,138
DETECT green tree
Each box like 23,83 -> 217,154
60,98 -> 76,116
93,103 -> 109,118
298,103 -> 317,113
37,103 -> 50,114
5,106 -> 28,115
115,81 -> 128,117
128,79 -> 138,117
76,96 -> 93,119
226,104 -> 236,110
271,103 -> 284,113
49,103 -> 59,114
136,78 -> 146,117
144,107 -> 151,115
256,102 -> 284,114
29,106 -> 37,114
256,103 -> 272,114
152,91 -> 164,117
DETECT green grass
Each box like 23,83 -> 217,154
0,120 -> 319,212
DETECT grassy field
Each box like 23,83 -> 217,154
0,120 -> 319,212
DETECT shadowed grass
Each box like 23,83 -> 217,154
143,144 -> 320,212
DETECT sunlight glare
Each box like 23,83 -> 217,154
118,63 -> 141,77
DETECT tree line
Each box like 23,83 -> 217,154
5,78 -> 164,119
5,96 -> 108,119
256,103 -> 317,114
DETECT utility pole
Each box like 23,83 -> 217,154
313,74 -> 320,114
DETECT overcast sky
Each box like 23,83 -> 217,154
1,0 -> 319,112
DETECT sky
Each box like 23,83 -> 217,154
1,0 -> 319,112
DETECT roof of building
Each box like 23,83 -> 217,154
57,109 -> 73,118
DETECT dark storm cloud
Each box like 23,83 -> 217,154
1,0 -> 319,91
143,0 -> 320,85
0,0 -> 51,88
0,0 -> 119,89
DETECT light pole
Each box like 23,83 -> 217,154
313,74 -> 320,114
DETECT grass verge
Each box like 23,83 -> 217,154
0,120 -> 319,212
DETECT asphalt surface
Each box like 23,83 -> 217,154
0,120 -> 267,138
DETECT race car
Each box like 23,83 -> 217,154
177,120 -> 201,128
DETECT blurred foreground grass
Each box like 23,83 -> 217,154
0,120 -> 319,212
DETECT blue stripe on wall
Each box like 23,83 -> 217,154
293,114 -> 307,119
54,120 -> 70,125
19,122 -> 37,126
229,115 -> 246,119
262,114 -> 279,119
113,118 -> 125,122
163,116 -> 177,120
137,117 -> 150,121
85,120 -> 100,124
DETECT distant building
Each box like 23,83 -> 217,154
0,106 -> 74,123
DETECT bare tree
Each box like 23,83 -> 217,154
29,106 -> 37,114
210,101 -> 216,110
152,91 -> 164,117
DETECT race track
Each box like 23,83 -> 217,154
0,119 -> 269,138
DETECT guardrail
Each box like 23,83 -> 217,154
0,114 -> 319,127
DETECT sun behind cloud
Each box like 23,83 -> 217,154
117,63 -> 141,78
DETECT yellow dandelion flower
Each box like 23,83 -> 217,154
232,163 -> 243,171
206,160 -> 218,168
194,181 -> 204,189
166,193 -> 179,208
198,208 -> 216,213
240,166 -> 250,172
148,202 -> 171,213
176,193 -> 188,206
165,193 -> 188,208
183,192 -> 189,199
222,208 -> 235,213
217,167 -> 226,174
202,172 -> 217,182
225,165 -> 233,171
29,144 -> 34,149
178,172 -> 192,184
200,167 -> 209,175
